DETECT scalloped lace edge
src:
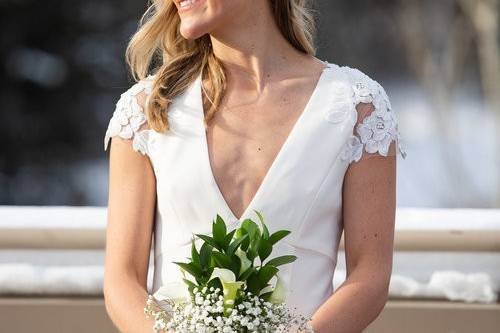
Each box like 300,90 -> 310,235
339,67 -> 407,164
103,76 -> 154,155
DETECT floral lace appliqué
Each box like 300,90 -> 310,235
104,76 -> 154,156
340,67 -> 407,164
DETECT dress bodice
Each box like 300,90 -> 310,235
104,61 -> 407,318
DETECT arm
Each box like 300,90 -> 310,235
103,88 -> 158,333
309,102 -> 398,333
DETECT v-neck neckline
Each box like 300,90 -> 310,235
196,61 -> 333,223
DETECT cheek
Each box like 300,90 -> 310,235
211,0 -> 248,22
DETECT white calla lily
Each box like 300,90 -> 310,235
209,267 -> 245,316
235,247 -> 252,275
153,281 -> 190,304
269,274 -> 288,304
209,267 -> 237,283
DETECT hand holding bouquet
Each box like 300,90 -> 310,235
144,210 -> 316,333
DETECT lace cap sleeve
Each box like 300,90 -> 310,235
104,76 -> 154,155
340,67 -> 407,164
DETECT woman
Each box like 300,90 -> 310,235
103,0 -> 407,332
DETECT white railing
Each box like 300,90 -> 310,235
1,206 -> 499,251
1,205 -> 499,303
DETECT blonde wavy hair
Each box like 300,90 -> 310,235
126,0 -> 317,133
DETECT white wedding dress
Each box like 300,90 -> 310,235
104,61 -> 407,318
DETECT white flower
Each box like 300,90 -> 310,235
268,274 -> 289,304
153,281 -> 190,304
146,277 -> 314,332
356,111 -> 397,156
208,267 -> 245,315
334,66 -> 408,164
340,135 -> 363,163
352,82 -> 373,104
235,247 -> 252,275
103,80 -> 150,154
132,130 -> 149,156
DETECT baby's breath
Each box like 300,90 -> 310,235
144,289 -> 315,333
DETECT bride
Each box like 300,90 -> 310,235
103,0 -> 407,332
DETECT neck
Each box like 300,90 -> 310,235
208,1 -> 309,92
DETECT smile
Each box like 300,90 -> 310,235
178,0 -> 204,13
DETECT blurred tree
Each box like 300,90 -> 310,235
459,0 -> 500,206
459,0 -> 500,113
397,0 -> 500,207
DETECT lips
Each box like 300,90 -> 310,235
176,0 -> 203,13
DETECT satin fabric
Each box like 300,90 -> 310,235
145,62 -> 358,317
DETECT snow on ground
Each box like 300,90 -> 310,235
0,248 -> 498,303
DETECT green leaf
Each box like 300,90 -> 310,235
199,242 -> 213,269
247,236 -> 259,261
235,228 -> 250,250
207,276 -> 222,290
229,254 -> 241,278
265,255 -> 297,267
223,229 -> 236,249
191,238 -> 200,266
195,234 -> 223,251
199,267 -> 214,285
213,214 -> 227,246
246,271 -> 262,295
182,278 -> 198,295
241,218 -> 260,240
227,233 -> 248,256
212,251 -> 232,268
258,238 -> 273,262
258,265 -> 279,286
173,262 -> 203,279
268,230 -> 291,245
246,233 -> 261,262
238,266 -> 255,281
259,291 -> 273,301
254,210 -> 269,240
196,275 -> 209,286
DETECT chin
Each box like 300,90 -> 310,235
179,18 -> 211,40
174,0 -> 247,40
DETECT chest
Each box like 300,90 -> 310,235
202,81 -> 317,218
148,66 -> 353,227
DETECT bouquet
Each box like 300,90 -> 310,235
144,210 -> 315,333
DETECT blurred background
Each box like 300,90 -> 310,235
0,0 -> 499,332
0,0 -> 499,208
